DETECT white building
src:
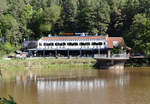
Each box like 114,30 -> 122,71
28,34 -> 126,57
37,36 -> 107,50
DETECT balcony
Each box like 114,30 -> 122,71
94,54 -> 129,60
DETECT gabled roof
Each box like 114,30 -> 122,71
106,37 -> 125,48
40,36 -> 105,41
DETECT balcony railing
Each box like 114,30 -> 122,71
94,54 -> 129,59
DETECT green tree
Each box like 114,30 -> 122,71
0,0 -> 8,12
77,0 -> 92,10
0,14 -> 22,45
7,0 -> 26,19
92,0 -> 110,34
40,5 -> 61,34
77,0 -> 110,35
125,14 -> 150,56
61,0 -> 78,32
122,0 -> 139,32
31,8 -> 43,38
107,0 -> 125,36
21,4 -> 33,40
138,0 -> 150,16
77,7 -> 95,33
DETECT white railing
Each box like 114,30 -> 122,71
94,54 -> 129,59
94,54 -> 107,58
111,54 -> 129,58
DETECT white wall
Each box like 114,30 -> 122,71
37,39 -> 107,50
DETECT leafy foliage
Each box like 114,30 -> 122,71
0,42 -> 15,56
0,0 -> 150,56
0,96 -> 16,104
125,14 -> 150,56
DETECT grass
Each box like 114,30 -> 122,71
0,58 -> 96,70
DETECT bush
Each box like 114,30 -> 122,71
3,42 -> 15,54
0,96 -> 16,104
0,42 -> 15,56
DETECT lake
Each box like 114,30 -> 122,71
0,67 -> 150,104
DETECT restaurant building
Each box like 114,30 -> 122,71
28,33 -> 126,57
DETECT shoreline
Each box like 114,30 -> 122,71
0,58 -> 96,70
0,58 -> 149,71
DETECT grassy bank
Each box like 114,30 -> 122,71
0,58 -> 96,70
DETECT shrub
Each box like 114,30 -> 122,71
0,42 -> 15,55
0,96 -> 16,104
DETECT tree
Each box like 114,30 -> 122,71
121,0 -> 139,33
92,0 -> 110,34
125,13 -> 150,56
77,0 -> 110,35
31,0 -> 48,10
107,0 -> 125,36
39,5 -> 61,34
30,8 -> 43,38
0,14 -> 22,45
61,0 -> 78,32
138,0 -> 150,16
77,0 -> 92,10
0,0 -> 8,12
21,4 -> 33,23
77,7 -> 95,33
21,4 -> 34,39
7,0 -> 26,19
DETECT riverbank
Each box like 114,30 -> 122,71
0,58 -> 96,70
125,58 -> 150,67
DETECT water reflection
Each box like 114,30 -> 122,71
7,69 -> 130,92
37,79 -> 107,91
0,69 -> 132,104
36,71 -> 129,92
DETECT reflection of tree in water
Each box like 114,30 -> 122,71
0,70 -> 2,78
96,69 -> 129,88
0,69 -> 130,104
1,69 -> 130,91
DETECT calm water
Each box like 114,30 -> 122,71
0,68 -> 150,104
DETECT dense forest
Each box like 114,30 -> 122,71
0,0 -> 150,56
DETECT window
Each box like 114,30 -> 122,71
85,42 -> 90,45
55,43 -> 66,46
44,43 -> 47,46
48,43 -> 54,46
63,43 -> 66,46
80,43 -> 86,46
73,43 -> 78,46
39,43 -> 42,46
44,43 -> 54,46
67,43 -> 71,46
67,43 -> 78,46
92,42 -> 102,45
98,42 -> 102,45
92,42 -> 96,45
55,43 -> 59,46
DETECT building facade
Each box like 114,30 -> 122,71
28,34 -> 126,57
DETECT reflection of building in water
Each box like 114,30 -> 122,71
36,74 -> 129,92
37,79 -> 106,91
